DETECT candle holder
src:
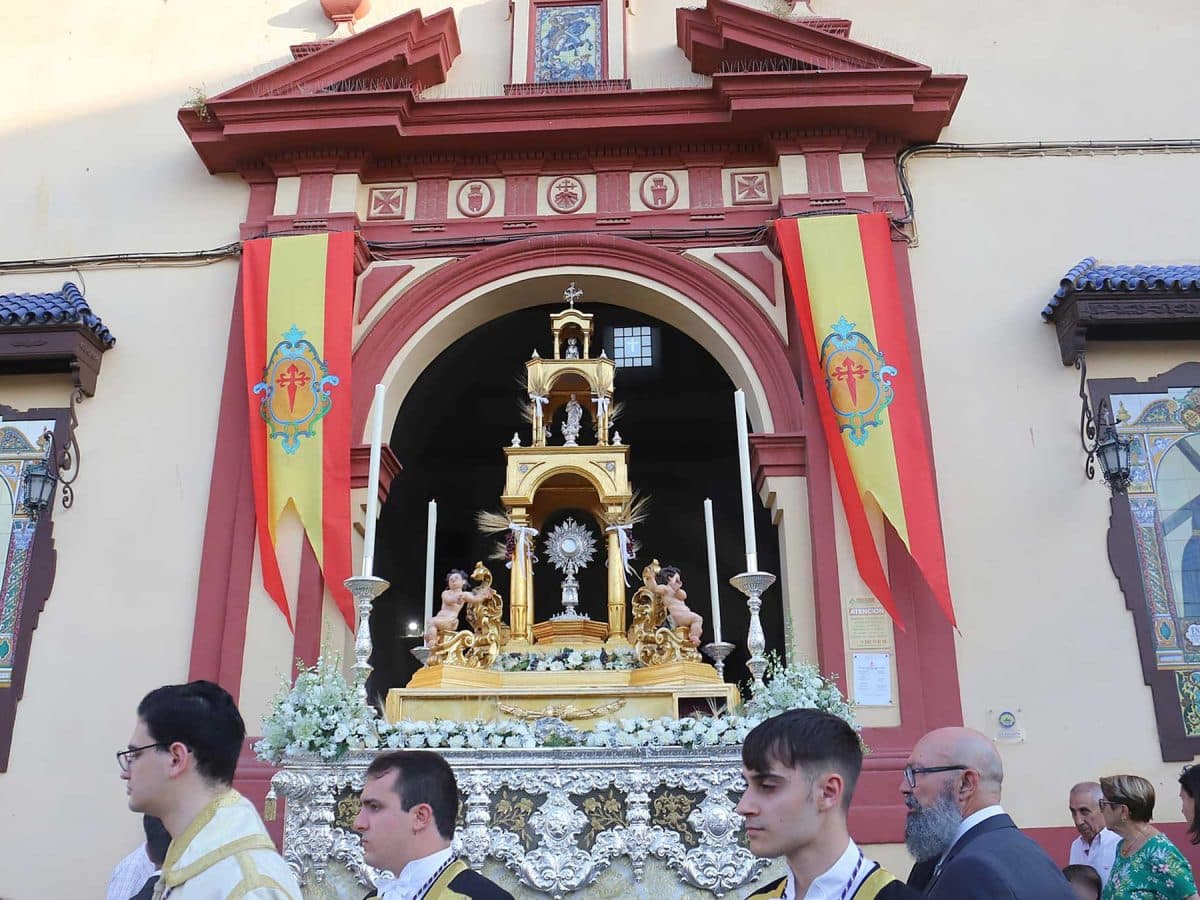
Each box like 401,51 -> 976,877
729,571 -> 776,693
702,640 -> 735,679
343,575 -> 389,706
411,644 -> 431,667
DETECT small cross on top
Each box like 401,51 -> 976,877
563,282 -> 584,308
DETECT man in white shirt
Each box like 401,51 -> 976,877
106,839 -> 154,900
737,709 -> 912,899
354,750 -> 513,899
1067,781 -> 1120,886
901,726 -> 1075,899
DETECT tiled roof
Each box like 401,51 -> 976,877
1042,257 -> 1200,320
0,282 -> 115,346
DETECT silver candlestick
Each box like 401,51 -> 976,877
343,574 -> 389,706
729,571 -> 776,693
702,640 -> 736,679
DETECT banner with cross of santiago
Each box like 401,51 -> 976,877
776,213 -> 956,630
241,232 -> 355,630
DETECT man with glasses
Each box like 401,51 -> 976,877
901,726 -> 1074,898
119,680 -> 301,898
1067,781 -> 1119,887
737,709 -> 916,899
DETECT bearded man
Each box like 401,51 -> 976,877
901,726 -> 1075,899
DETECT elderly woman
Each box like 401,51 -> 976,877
1099,774 -> 1198,900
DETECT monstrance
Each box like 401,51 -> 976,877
544,517 -> 597,618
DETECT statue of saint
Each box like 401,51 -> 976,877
565,337 -> 581,359
655,565 -> 703,646
424,569 -> 493,647
561,394 -> 583,446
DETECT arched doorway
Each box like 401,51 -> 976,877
367,300 -> 784,695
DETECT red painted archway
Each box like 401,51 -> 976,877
350,233 -> 805,439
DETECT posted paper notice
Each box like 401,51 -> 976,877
852,652 -> 893,706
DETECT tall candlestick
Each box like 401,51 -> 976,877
361,384 -> 385,577
424,499 -> 437,623
704,498 -> 723,643
733,389 -> 758,573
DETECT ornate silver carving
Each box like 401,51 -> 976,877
273,746 -> 769,898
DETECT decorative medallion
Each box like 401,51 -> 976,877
548,176 -> 586,214
456,180 -> 496,218
368,186 -> 408,219
730,172 -> 771,205
819,316 -> 896,447
639,173 -> 678,210
253,325 -> 340,454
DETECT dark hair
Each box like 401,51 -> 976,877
137,681 -> 245,785
365,750 -> 459,840
742,709 -> 863,809
143,815 -> 171,867
1100,774 -> 1156,823
445,569 -> 471,587
1180,766 -> 1200,844
1062,864 -> 1102,898
657,565 -> 681,586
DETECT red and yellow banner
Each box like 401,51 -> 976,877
242,232 -> 355,630
776,214 -> 955,629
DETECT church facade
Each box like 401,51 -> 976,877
2,0 -> 1200,894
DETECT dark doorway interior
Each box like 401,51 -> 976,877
367,301 -> 785,701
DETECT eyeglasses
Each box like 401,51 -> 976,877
1098,797 -> 1128,810
116,742 -> 165,773
903,764 -> 968,787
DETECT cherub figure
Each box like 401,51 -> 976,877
654,565 -> 703,646
424,569 -> 494,648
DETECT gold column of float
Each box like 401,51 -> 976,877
507,510 -> 531,645
606,527 -> 625,640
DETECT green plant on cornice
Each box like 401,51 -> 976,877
185,85 -> 210,120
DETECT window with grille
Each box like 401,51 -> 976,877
611,326 -> 654,368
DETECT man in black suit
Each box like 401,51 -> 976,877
902,727 -> 1075,899
354,750 -> 513,899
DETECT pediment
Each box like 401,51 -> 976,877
180,0 -> 963,174
213,7 -> 460,101
678,0 -> 929,75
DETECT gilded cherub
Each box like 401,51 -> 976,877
424,569 -> 494,648
654,565 -> 703,646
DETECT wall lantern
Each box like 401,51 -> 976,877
21,426 -> 81,520
1077,354 -> 1132,494
21,433 -> 59,520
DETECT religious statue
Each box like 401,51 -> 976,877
561,394 -> 583,446
627,560 -> 702,665
425,564 -> 507,668
655,565 -> 703,646
424,569 -> 486,648
565,337 -> 581,359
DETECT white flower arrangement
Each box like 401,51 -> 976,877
255,652 -> 854,763
492,647 -> 641,672
739,653 -> 857,728
255,655 -> 381,765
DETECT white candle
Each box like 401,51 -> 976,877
361,384 -> 385,577
704,498 -> 722,644
734,389 -> 758,573
424,500 -> 437,622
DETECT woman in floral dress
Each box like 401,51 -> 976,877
1100,774 -> 1198,900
